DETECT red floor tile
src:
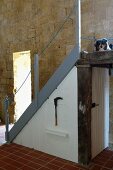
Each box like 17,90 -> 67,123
49,159 -> 66,167
7,153 -> 20,160
19,165 -> 37,170
30,157 -> 47,166
26,161 -> 41,169
16,157 -> 31,164
101,168 -> 111,170
39,154 -> 56,162
3,164 -> 20,170
61,164 -> 79,170
104,160 -> 113,169
0,160 -> 7,167
39,167 -> 50,170
90,165 -> 102,170
45,163 -> 62,170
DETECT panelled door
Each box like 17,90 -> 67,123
91,67 -> 109,158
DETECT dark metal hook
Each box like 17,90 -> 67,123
54,97 -> 63,126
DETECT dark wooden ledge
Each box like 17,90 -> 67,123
77,50 -> 113,66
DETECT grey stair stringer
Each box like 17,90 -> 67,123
8,46 -> 79,143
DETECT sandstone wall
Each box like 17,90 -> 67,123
81,0 -> 113,51
0,0 -> 76,122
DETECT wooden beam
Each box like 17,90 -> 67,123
91,64 -> 112,68
78,67 -> 92,165
78,51 -> 113,65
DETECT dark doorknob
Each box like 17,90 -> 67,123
91,103 -> 99,108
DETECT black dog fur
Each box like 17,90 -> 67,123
95,38 -> 112,51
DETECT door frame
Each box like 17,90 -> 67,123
13,50 -> 32,121
78,66 -> 109,165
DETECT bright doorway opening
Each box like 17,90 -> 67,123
13,51 -> 31,122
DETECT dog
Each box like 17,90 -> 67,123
94,38 -> 112,51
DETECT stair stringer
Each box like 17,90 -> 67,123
8,46 -> 79,143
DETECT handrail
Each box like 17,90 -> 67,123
8,46 -> 79,143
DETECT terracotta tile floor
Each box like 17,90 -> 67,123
0,144 -> 113,170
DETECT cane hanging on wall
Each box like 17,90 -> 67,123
54,97 -> 63,126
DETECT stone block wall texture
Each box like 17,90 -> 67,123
81,0 -> 113,51
0,0 -> 76,123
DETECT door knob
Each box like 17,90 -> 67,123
91,103 -> 99,108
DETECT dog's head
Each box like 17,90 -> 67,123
94,38 -> 111,51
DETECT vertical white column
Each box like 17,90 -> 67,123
104,69 -> 109,148
76,0 -> 81,54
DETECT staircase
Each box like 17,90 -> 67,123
8,46 -> 79,144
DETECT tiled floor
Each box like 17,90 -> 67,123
0,144 -> 113,170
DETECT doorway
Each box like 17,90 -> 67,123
91,67 -> 109,159
13,51 -> 31,122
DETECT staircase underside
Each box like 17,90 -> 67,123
7,49 -> 113,166
8,47 -> 79,143
9,49 -> 113,143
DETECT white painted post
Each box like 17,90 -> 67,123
76,0 -> 81,55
